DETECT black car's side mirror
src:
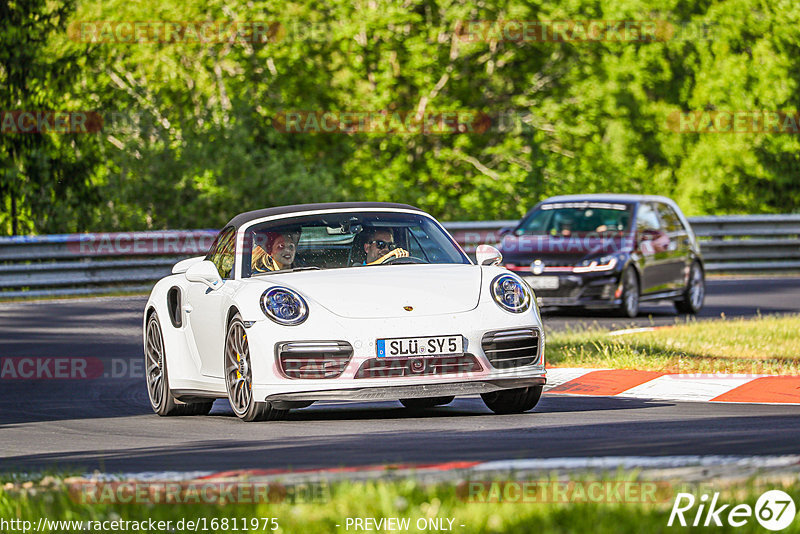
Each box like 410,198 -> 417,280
498,226 -> 514,237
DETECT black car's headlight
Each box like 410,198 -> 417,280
573,254 -> 619,273
491,274 -> 531,313
260,287 -> 308,325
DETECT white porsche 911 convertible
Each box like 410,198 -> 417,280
143,202 -> 546,421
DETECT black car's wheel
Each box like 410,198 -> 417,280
399,396 -> 455,410
225,314 -> 287,422
481,386 -> 542,415
618,267 -> 640,318
145,312 -> 213,416
675,261 -> 705,314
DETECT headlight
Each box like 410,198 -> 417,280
573,254 -> 618,273
491,274 -> 531,313
260,287 -> 308,325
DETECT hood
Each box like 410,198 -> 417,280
249,264 -> 482,319
498,233 -> 634,266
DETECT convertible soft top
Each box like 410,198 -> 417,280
225,202 -> 424,230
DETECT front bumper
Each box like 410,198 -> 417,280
266,376 -> 546,404
244,307 -> 546,402
518,272 -> 623,308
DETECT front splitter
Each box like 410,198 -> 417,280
265,377 -> 546,403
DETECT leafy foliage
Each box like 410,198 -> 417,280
0,0 -> 103,234
2,0 -> 800,233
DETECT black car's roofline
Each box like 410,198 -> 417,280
537,194 -> 676,204
225,202 -> 424,230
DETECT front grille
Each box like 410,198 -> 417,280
543,265 -> 574,272
355,354 -> 482,379
582,284 -> 605,297
276,341 -> 353,379
481,328 -> 541,369
535,286 -> 579,298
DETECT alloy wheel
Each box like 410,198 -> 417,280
623,269 -> 639,317
225,320 -> 253,415
145,316 -> 165,410
689,265 -> 705,310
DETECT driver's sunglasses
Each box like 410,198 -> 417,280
368,239 -> 396,250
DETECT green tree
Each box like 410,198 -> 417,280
0,0 -> 103,235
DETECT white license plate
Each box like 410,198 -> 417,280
525,276 -> 560,290
377,335 -> 463,358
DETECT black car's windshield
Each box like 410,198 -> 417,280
516,202 -> 633,236
242,211 -> 469,277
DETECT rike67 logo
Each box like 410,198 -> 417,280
668,490 -> 796,531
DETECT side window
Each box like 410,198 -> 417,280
205,227 -> 236,279
656,203 -> 685,234
636,203 -> 662,233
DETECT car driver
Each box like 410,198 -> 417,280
363,228 -> 410,265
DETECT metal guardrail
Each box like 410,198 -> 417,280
0,216 -> 798,298
0,231 -> 217,298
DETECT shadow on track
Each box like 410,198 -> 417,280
4,409 -> 800,474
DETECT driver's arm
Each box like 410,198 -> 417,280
366,247 -> 409,265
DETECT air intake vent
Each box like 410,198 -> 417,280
276,341 -> 353,379
355,354 -> 482,379
481,328 -> 541,369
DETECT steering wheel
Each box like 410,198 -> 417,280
382,255 -> 427,264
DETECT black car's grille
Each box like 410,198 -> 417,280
481,328 -> 541,369
354,354 -> 482,379
582,284 -> 606,297
534,286 -> 580,298
276,341 -> 353,379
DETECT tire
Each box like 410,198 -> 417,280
675,261 -> 705,314
225,314 -> 287,422
145,312 -> 213,416
617,267 -> 640,318
399,396 -> 455,410
481,386 -> 543,415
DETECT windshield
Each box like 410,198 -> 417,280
241,211 -> 470,277
515,202 -> 633,237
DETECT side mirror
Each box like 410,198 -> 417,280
172,256 -> 205,274
476,244 -> 503,266
185,260 -> 223,289
498,226 -> 515,237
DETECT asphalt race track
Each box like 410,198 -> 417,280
1,277 -> 799,474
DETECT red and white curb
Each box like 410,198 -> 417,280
83,456 -> 800,484
545,368 -> 800,404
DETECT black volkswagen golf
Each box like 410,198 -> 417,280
498,194 -> 705,317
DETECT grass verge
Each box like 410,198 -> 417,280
2,475 -> 799,533
547,313 -> 800,375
